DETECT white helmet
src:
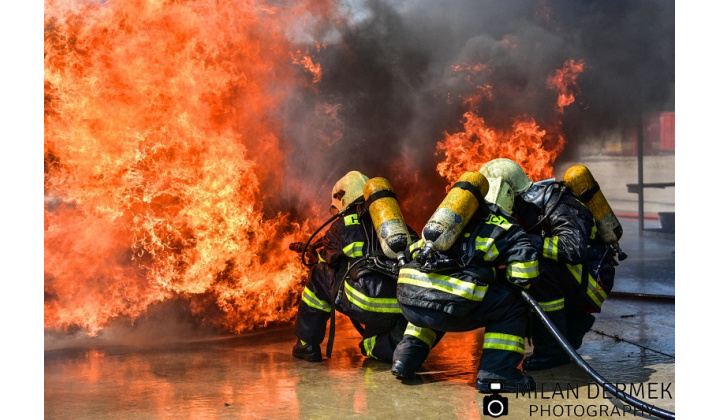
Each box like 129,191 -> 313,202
479,158 -> 533,195
330,171 -> 369,214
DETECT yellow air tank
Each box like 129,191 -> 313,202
563,165 -> 627,260
421,171 -> 491,254
363,177 -> 411,263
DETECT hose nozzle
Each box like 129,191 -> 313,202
612,243 -> 628,261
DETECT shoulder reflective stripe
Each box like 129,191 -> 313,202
506,259 -> 539,279
344,282 -> 402,313
483,332 -> 525,355
404,323 -> 437,347
343,242 -> 364,258
537,298 -> 565,312
344,214 -> 360,226
301,286 -> 331,312
317,252 -> 326,263
486,214 -> 513,230
543,236 -> 559,260
362,336 -> 378,359
565,264 -> 608,308
398,268 -> 488,301
475,237 -> 500,261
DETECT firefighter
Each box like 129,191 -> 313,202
292,171 -> 440,368
479,158 -> 617,371
391,173 -> 540,393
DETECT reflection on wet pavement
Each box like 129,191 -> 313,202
45,217 -> 675,419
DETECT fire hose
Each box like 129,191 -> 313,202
520,290 -> 675,420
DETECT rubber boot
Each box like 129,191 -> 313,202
566,312 -> 595,350
524,314 -> 571,371
522,352 -> 570,371
292,339 -> 322,362
391,335 -> 429,379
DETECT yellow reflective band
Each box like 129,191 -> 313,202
317,252 -> 326,263
538,298 -> 565,312
343,242 -> 364,258
506,259 -> 539,280
543,237 -> 559,260
483,332 -> 525,355
344,282 -> 402,313
404,323 -> 437,347
566,264 -> 608,308
409,239 -> 424,255
344,214 -> 360,226
301,286 -> 331,313
589,224 -> 597,240
398,268 -> 488,301
486,214 -> 513,231
475,237 -> 500,261
363,336 -> 378,359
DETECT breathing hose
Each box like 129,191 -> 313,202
297,197 -> 365,267
520,290 -> 675,420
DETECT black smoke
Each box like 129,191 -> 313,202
276,0 -> 674,229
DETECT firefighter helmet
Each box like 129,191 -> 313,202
330,171 -> 369,214
485,176 -> 515,215
479,158 -> 533,195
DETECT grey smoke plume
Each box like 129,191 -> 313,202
277,0 -> 674,229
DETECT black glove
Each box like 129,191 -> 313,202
528,234 -> 544,254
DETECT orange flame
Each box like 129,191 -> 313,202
292,50 -> 323,84
44,0 -> 587,339
548,59 -> 585,112
436,58 -> 584,183
436,114 -> 560,183
44,0 -> 334,335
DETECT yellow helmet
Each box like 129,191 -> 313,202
479,158 -> 533,195
330,171 -> 370,214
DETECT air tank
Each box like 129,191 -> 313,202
563,165 -> 627,260
420,171 -> 490,258
363,177 -> 410,263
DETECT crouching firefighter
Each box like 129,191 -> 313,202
479,158 -> 620,371
291,171 -> 442,368
391,171 -> 539,393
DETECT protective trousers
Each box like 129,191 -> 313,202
292,262 -> 406,362
527,258 -> 595,355
399,284 -> 527,381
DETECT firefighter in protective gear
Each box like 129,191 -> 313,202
480,158 -> 617,371
292,171 -> 442,367
392,194 -> 540,393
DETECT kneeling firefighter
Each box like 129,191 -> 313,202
391,171 -> 540,393
292,171 -> 441,367
480,158 -> 620,371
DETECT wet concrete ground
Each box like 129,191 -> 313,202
44,216 -> 676,419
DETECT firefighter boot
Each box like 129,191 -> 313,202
523,353 -> 570,371
292,339 -> 322,362
524,315 -> 571,371
391,335 -> 429,379
567,312 -> 595,350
